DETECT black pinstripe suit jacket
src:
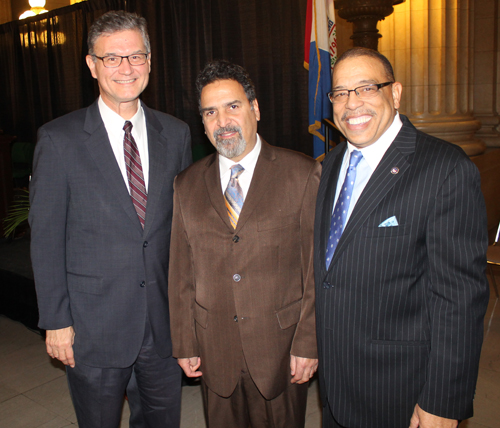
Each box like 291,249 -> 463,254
314,115 -> 489,428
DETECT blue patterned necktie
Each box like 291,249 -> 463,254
325,150 -> 363,268
224,164 -> 245,229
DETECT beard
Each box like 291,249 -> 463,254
213,126 -> 247,159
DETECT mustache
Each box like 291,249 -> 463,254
342,109 -> 376,121
214,126 -> 242,140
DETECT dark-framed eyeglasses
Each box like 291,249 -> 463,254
327,82 -> 393,104
93,53 -> 150,68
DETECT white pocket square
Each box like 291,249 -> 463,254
378,216 -> 399,227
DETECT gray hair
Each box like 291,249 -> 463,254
87,10 -> 150,57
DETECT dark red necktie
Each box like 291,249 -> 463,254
123,121 -> 147,228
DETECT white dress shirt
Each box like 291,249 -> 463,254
333,112 -> 403,225
218,134 -> 262,200
98,96 -> 149,192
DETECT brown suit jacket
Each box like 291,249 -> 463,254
168,140 -> 320,399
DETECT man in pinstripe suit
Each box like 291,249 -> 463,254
314,47 -> 489,428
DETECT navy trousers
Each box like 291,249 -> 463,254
66,319 -> 181,428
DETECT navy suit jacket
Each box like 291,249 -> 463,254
29,100 -> 192,367
314,115 -> 489,427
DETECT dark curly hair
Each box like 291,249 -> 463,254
195,60 -> 257,113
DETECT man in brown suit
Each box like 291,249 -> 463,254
168,60 -> 320,427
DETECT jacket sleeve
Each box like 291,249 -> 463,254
290,160 -> 322,359
418,156 -> 489,420
29,127 -> 73,330
168,176 -> 199,358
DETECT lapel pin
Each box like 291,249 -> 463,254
390,167 -> 399,175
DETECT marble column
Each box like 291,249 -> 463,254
472,0 -> 500,148
334,0 -> 405,50
379,0 -> 486,156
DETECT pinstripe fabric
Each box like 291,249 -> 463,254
314,115 -> 489,428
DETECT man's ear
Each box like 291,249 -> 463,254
392,82 -> 402,110
251,98 -> 260,121
86,55 -> 97,79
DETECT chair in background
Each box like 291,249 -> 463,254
487,222 -> 500,299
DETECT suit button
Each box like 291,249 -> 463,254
143,241 -> 148,247
232,235 -> 240,243
234,315 -> 238,322
233,274 -> 241,282
140,281 -> 146,287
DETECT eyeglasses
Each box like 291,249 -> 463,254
327,82 -> 393,104
93,53 -> 150,68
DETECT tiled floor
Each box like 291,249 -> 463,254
0,278 -> 498,427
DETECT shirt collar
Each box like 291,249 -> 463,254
98,96 -> 145,138
218,134 -> 262,176
347,112 -> 403,171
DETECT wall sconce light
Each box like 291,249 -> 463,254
20,0 -> 49,20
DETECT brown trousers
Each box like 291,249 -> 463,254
201,367 -> 308,428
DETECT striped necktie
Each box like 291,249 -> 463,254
224,164 -> 244,229
123,121 -> 147,228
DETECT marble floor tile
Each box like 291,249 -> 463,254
7,359 -> 66,394
119,400 -> 131,428
180,381 -> 205,428
0,316 -> 43,356
0,382 -> 19,404
0,395 -> 63,428
305,380 -> 322,428
0,342 -> 53,382
37,417 -> 76,428
480,281 -> 500,373
24,376 -> 77,423
465,368 -> 500,428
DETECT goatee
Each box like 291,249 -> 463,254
214,126 -> 246,159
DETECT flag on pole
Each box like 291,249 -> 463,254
304,0 -> 337,159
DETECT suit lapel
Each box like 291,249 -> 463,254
83,101 -> 141,230
234,140 -> 275,233
319,144 -> 346,271
143,105 -> 169,237
204,154 -> 234,230
327,117 -> 417,271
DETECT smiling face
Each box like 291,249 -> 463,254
332,55 -> 402,149
200,79 -> 260,162
86,29 -> 151,119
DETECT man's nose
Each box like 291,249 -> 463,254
217,111 -> 231,127
345,90 -> 364,110
118,57 -> 134,73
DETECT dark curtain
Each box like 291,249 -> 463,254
0,0 -> 312,157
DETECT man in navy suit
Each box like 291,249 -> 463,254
314,47 -> 489,428
29,11 -> 191,428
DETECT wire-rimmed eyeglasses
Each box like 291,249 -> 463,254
327,82 -> 393,104
93,53 -> 150,68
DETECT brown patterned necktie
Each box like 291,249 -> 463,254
123,121 -> 147,228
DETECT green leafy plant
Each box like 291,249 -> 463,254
3,189 -> 30,238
